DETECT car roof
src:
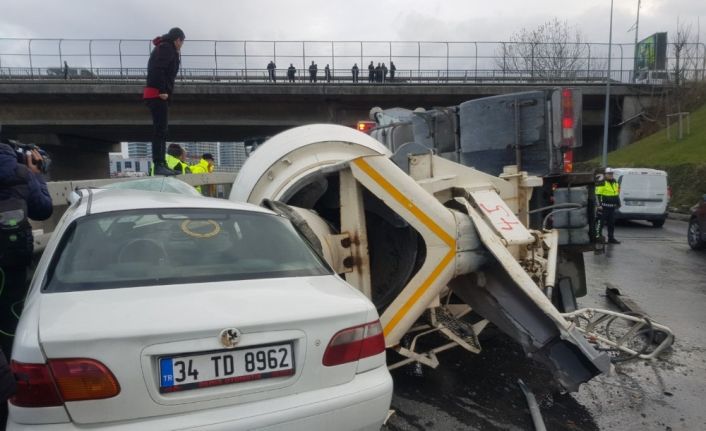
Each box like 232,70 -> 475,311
72,188 -> 273,216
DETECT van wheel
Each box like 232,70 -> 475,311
651,218 -> 665,228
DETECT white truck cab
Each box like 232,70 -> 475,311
614,168 -> 669,227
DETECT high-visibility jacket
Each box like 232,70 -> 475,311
190,159 -> 212,193
596,180 -> 620,207
151,154 -> 190,176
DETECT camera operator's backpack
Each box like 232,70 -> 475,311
0,168 -> 33,267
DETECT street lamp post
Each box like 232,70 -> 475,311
602,0 -> 614,168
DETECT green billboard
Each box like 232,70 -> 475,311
635,32 -> 668,72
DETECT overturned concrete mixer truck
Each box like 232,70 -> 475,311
228,89 -> 674,392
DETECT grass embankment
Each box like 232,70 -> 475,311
579,104 -> 706,211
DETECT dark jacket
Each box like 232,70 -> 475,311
145,37 -> 181,97
0,143 -> 52,265
0,143 -> 52,222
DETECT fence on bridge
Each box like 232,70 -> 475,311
1,39 -> 705,85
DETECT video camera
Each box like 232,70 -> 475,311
1,139 -> 51,175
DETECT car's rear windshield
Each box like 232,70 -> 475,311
43,208 -> 332,292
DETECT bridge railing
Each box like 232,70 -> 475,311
1,39 -> 705,85
2,66 -> 699,86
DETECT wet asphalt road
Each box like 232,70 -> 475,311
383,219 -> 706,431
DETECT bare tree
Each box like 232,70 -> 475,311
671,21 -> 699,86
497,19 -> 589,79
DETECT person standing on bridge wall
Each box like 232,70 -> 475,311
143,27 -> 185,176
368,61 -> 375,83
351,63 -> 359,83
287,64 -> 296,82
324,64 -> 331,83
309,61 -> 318,83
389,61 -> 396,81
267,61 -> 277,82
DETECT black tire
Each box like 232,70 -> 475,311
651,218 -> 665,228
688,218 -> 706,250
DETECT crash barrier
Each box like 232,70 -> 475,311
32,173 -> 238,254
1,38 -> 705,85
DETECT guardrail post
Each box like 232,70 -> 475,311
417,41 -> 421,83
360,41 -> 363,73
58,39 -> 63,68
530,43 -> 535,78
331,41 -> 335,78
474,42 -> 478,82
244,41 -> 248,82
586,43 -> 591,81
445,42 -> 449,82
502,42 -> 506,78
28,39 -> 33,78
119,40 -> 123,77
214,41 -> 218,79
619,44 -> 624,82
89,40 -> 94,75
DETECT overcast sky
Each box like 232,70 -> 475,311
1,0 -> 704,43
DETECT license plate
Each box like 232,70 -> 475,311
159,342 -> 295,393
627,201 -> 645,206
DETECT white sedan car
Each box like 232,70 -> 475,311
8,189 -> 392,430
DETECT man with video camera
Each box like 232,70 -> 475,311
0,140 -> 53,423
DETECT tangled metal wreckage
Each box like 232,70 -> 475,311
228,124 -> 674,392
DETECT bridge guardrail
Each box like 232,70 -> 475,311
1,39 -> 704,85
1,66 -> 696,86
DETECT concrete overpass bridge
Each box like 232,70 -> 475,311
1,37 -> 696,179
0,79 -> 667,179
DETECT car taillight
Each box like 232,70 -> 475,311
356,121 -> 376,134
323,320 -> 385,366
11,359 -> 120,407
563,149 -> 574,173
561,88 -> 575,147
49,359 -> 120,402
668,186 -> 672,199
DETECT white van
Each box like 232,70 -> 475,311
614,168 -> 669,227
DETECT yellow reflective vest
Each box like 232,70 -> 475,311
595,180 -> 620,207
150,154 -> 190,175
190,159 -> 212,193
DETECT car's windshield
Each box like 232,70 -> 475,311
44,208 -> 331,292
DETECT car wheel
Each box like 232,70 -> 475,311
651,218 -> 665,228
688,219 -> 705,250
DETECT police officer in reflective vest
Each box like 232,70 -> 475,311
595,168 -> 621,244
151,143 -> 190,175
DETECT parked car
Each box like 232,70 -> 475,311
8,188 -> 392,430
688,195 -> 706,250
614,168 -> 670,227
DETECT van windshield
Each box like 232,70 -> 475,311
44,208 -> 331,292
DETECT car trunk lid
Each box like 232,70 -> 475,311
37,275 -> 371,425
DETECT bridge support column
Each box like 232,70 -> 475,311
16,134 -> 118,181
616,95 -> 654,149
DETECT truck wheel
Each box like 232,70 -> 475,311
651,218 -> 665,228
